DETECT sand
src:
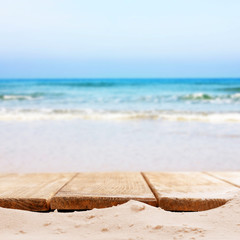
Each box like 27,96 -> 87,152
1,192 -> 240,239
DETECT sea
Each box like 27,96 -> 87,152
1,78 -> 240,122
0,78 -> 240,172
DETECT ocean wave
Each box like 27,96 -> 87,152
0,93 -> 44,101
1,91 -> 240,104
0,95 -> 35,101
179,93 -> 213,101
78,93 -> 240,104
89,93 -> 240,104
178,92 -> 240,103
0,109 -> 240,123
220,87 -> 240,92
0,92 -> 65,101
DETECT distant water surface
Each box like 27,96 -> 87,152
0,78 -> 240,122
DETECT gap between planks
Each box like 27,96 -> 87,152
46,173 -> 78,209
203,172 -> 240,189
0,173 -> 76,211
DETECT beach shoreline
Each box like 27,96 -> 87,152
0,119 -> 239,173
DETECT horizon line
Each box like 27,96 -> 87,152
0,77 -> 240,80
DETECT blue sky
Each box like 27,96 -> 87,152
0,0 -> 239,78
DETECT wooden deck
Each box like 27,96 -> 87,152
0,172 -> 239,212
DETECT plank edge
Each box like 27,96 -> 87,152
159,197 -> 229,212
0,198 -> 49,211
50,195 -> 157,210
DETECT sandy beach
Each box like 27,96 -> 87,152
1,191 -> 240,240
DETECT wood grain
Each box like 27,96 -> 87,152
205,172 -> 240,188
0,173 -> 76,211
50,172 -> 157,210
142,172 -> 238,211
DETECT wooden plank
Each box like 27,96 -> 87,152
142,172 -> 238,211
0,173 -> 76,211
205,172 -> 240,188
50,172 -> 157,210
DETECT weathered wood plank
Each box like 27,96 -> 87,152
0,173 -> 76,211
142,172 -> 238,211
205,172 -> 240,188
50,172 -> 157,210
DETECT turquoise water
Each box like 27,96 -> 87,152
0,78 -> 240,122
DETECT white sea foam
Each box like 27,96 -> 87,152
1,95 -> 37,101
178,92 -> 240,103
232,93 -> 240,99
0,109 -> 240,123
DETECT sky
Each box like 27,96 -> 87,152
0,0 -> 240,78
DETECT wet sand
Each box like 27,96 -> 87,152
1,120 -> 240,172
